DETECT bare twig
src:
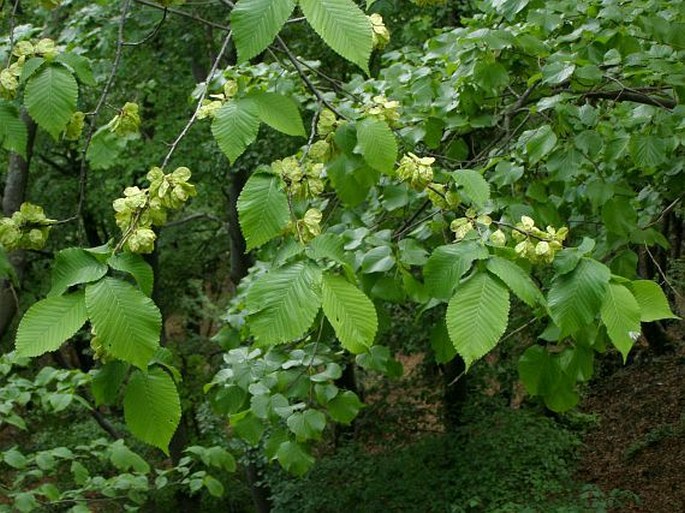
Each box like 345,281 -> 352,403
162,212 -> 224,228
133,0 -> 230,32
645,194 -> 684,228
123,6 -> 167,46
75,0 -> 133,229
644,244 -> 682,299
276,35 -> 345,119
5,0 -> 20,67
161,29 -> 233,168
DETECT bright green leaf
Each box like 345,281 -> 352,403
50,248 -> 108,297
15,291 -> 87,357
299,0 -> 373,73
424,242 -> 489,300
231,0 -> 296,62
124,368 -> 181,454
452,170 -> 490,207
446,272 -> 510,369
107,252 -> 155,297
237,172 -> 290,250
251,92 -> 305,136
356,118 -> 397,174
548,258 -> 610,335
246,262 -> 322,344
487,256 -> 544,308
24,64 -> 78,139
0,101 -> 28,156
85,278 -> 161,369
630,280 -> 678,322
321,273 -> 377,353
212,98 -> 260,164
600,283 -> 641,361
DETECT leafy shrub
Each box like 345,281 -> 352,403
269,407 -> 624,513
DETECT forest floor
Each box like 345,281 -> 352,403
577,337 -> 685,513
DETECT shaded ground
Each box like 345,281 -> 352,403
578,341 -> 685,513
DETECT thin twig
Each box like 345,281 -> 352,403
123,6 -> 167,46
276,35 -> 345,119
160,29 -> 233,168
646,194 -> 684,228
5,0 -> 20,67
133,0 -> 230,31
162,212 -> 224,228
75,0 -> 133,228
644,244 -> 681,299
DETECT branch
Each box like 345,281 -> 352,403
583,89 -> 676,110
162,212 -> 224,229
75,0 -> 132,227
160,28 -> 233,168
123,6 -> 167,46
132,0 -> 230,32
276,36 -> 345,119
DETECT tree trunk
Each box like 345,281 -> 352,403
227,167 -> 252,285
0,114 -> 37,343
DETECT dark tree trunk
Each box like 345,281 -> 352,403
442,356 -> 468,431
227,167 -> 252,285
0,114 -> 37,343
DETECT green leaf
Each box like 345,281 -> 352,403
423,242 -> 489,300
203,475 -> 225,497
600,283 -> 641,362
360,245 -> 395,274
629,134 -> 667,169
447,272 -> 510,369
19,57 -> 45,83
24,64 -> 78,139
276,440 -> 314,476
630,280 -> 678,322
251,92 -> 305,136
307,233 -> 351,267
108,252 -> 154,297
231,0 -> 295,62
86,126 -> 125,170
85,278 -> 161,369
430,319 -> 457,364
548,258 -> 610,335
451,170 -> 490,207
0,101 -> 28,156
91,360 -> 129,406
486,256 -> 544,308
246,262 -> 322,344
3,447 -> 28,469
321,273 -> 377,353
327,390 -> 363,424
521,124 -> 557,164
356,118 -> 397,174
287,409 -> 326,441
15,291 -> 87,357
124,368 -> 181,454
50,248 -> 108,297
230,410 -> 265,446
212,98 -> 260,164
110,440 -> 150,474
54,52 -> 95,86
299,0 -> 373,73
327,156 -> 378,206
541,61 -> 575,85
237,172 -> 290,250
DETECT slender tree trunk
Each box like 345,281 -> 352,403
0,114 -> 37,343
227,167 -> 252,285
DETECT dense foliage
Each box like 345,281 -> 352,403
1,0 -> 683,511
